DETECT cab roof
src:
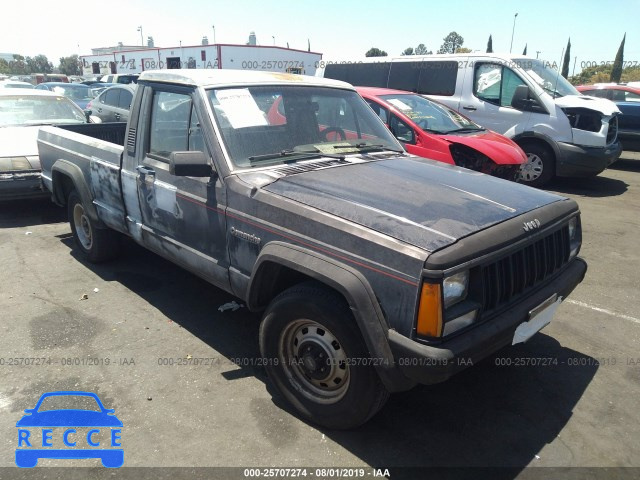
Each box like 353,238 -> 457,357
139,69 -> 353,89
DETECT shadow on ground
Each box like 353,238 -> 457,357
608,157 -> 640,173
57,236 -> 598,478
0,198 -> 66,228
548,174 -> 628,198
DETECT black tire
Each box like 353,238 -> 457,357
259,282 -> 389,429
67,190 -> 120,263
518,142 -> 555,187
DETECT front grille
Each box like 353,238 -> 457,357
607,116 -> 618,144
480,226 -> 570,312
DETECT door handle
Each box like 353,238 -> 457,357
115,113 -> 121,120
97,108 -> 102,113
462,105 -> 477,111
136,165 -> 155,175
136,165 -> 156,187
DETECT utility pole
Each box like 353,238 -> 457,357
137,26 -> 143,46
212,25 -> 216,44
509,13 -> 518,54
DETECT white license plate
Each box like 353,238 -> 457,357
512,294 -> 563,345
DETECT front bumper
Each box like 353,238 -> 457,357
388,257 -> 587,385
556,141 -> 622,177
0,172 -> 47,200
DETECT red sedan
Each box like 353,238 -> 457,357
356,87 -> 527,181
576,84 -> 640,102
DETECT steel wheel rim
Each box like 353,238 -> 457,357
73,203 -> 93,250
280,319 -> 350,404
520,153 -> 543,182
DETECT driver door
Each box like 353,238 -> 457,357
135,86 -> 230,289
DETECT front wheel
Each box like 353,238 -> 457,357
518,142 -> 555,187
259,283 -> 389,429
68,190 -> 120,263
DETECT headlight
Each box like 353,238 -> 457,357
443,271 -> 469,309
568,217 -> 577,240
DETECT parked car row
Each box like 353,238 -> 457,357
319,54 -> 623,186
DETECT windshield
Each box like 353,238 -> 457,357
512,58 -> 579,98
51,84 -> 92,100
0,95 -> 86,126
379,93 -> 482,134
208,86 -> 402,169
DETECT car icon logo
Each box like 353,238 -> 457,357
15,391 -> 123,468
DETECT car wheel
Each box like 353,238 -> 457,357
259,282 -> 389,429
68,190 -> 120,263
518,142 -> 555,187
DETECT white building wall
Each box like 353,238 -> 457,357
219,46 -> 321,75
81,45 -> 321,76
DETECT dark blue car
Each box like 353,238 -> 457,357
16,391 -> 123,468
34,82 -> 94,109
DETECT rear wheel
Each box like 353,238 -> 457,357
259,282 -> 389,429
518,142 -> 555,187
68,190 -> 120,263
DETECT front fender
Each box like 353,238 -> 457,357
247,241 -> 415,392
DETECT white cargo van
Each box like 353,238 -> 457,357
318,54 -> 621,187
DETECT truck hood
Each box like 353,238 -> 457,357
557,95 -> 621,116
440,130 -> 527,165
263,156 -> 564,252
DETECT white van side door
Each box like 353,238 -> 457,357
459,62 -> 532,137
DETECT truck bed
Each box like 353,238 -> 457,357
38,123 -> 128,234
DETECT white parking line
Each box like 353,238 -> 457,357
566,299 -> 640,325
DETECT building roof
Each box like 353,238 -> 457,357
138,69 -> 351,89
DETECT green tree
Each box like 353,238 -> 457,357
26,54 -> 53,74
365,47 -> 387,57
610,33 -> 626,83
561,38 -> 571,79
59,55 -> 82,76
415,43 -> 431,55
522,44 -> 528,55
401,47 -> 414,56
456,47 -> 472,53
9,55 -> 28,75
486,35 -> 493,53
0,58 -> 10,74
438,32 -> 464,54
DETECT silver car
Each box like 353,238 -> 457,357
0,90 -> 87,200
86,85 -> 135,123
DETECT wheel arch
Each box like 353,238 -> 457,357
51,160 -> 104,227
512,132 -> 560,171
247,241 -> 413,392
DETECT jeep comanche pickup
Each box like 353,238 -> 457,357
39,70 -> 587,429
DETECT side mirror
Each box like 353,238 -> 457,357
169,151 -> 213,177
511,85 -> 544,112
89,115 -> 102,124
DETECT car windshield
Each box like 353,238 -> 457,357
51,84 -> 92,100
207,86 -> 403,169
0,95 -> 86,126
1,82 -> 34,89
513,58 -> 579,98
37,395 -> 101,412
379,93 -> 481,134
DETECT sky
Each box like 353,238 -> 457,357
2,0 -> 639,74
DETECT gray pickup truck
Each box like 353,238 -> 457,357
39,70 -> 587,429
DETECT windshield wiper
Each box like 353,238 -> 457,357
444,127 -> 485,133
248,149 -> 344,162
333,143 -> 404,153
